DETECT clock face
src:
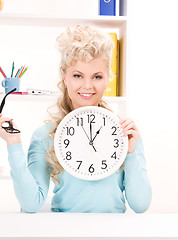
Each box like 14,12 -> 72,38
54,106 -> 128,181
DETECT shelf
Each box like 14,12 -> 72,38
0,13 -> 127,27
0,93 -> 58,101
0,93 -> 126,102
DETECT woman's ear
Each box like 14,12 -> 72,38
63,76 -> 67,88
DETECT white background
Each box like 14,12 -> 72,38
127,0 -> 178,213
0,0 -> 178,214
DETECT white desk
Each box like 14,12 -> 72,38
0,213 -> 178,239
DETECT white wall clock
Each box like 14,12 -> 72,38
54,106 -> 128,181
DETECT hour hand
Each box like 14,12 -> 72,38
90,126 -> 102,153
92,126 -> 102,142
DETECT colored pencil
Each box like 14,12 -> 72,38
0,66 -> 7,78
19,67 -> 28,78
11,62 -> 14,77
18,66 -> 25,78
16,66 -> 23,78
15,68 -> 20,78
17,66 -> 24,78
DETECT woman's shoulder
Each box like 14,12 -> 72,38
33,123 -> 53,136
30,123 -> 54,148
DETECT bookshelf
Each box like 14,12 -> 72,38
0,13 -> 127,178
0,13 -> 127,96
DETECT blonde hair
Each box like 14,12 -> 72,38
46,25 -> 115,183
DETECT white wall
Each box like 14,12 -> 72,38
1,0 -> 178,213
2,0 -> 98,16
127,0 -> 178,213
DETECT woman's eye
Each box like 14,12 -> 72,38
73,74 -> 82,78
94,75 -> 102,80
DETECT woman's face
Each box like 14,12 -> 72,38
63,57 -> 109,109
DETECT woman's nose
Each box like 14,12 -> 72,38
83,78 -> 93,89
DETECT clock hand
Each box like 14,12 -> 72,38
88,126 -> 102,153
92,126 -> 102,142
91,144 -> 97,152
81,124 -> 97,152
90,121 -> 92,142
81,125 -> 90,141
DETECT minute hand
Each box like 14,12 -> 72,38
92,126 -> 102,142
81,125 -> 90,141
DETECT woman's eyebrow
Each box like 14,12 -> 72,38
94,72 -> 103,75
92,72 -> 104,77
72,70 -> 83,74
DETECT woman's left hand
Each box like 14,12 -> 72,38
119,118 -> 140,154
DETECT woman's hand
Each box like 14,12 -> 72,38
119,118 -> 140,154
0,114 -> 21,146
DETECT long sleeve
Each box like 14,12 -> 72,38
123,137 -> 152,213
7,126 -> 51,213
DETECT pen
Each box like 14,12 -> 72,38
11,61 -> 14,77
0,66 -> 7,78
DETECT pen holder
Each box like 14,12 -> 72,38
1,77 -> 20,94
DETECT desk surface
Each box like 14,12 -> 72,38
0,213 -> 178,238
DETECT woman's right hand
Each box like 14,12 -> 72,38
0,114 -> 21,146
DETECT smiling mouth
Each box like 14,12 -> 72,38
78,93 -> 95,99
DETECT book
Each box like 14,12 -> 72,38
119,0 -> 127,16
104,32 -> 118,97
99,0 -> 116,16
0,0 -> 4,11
